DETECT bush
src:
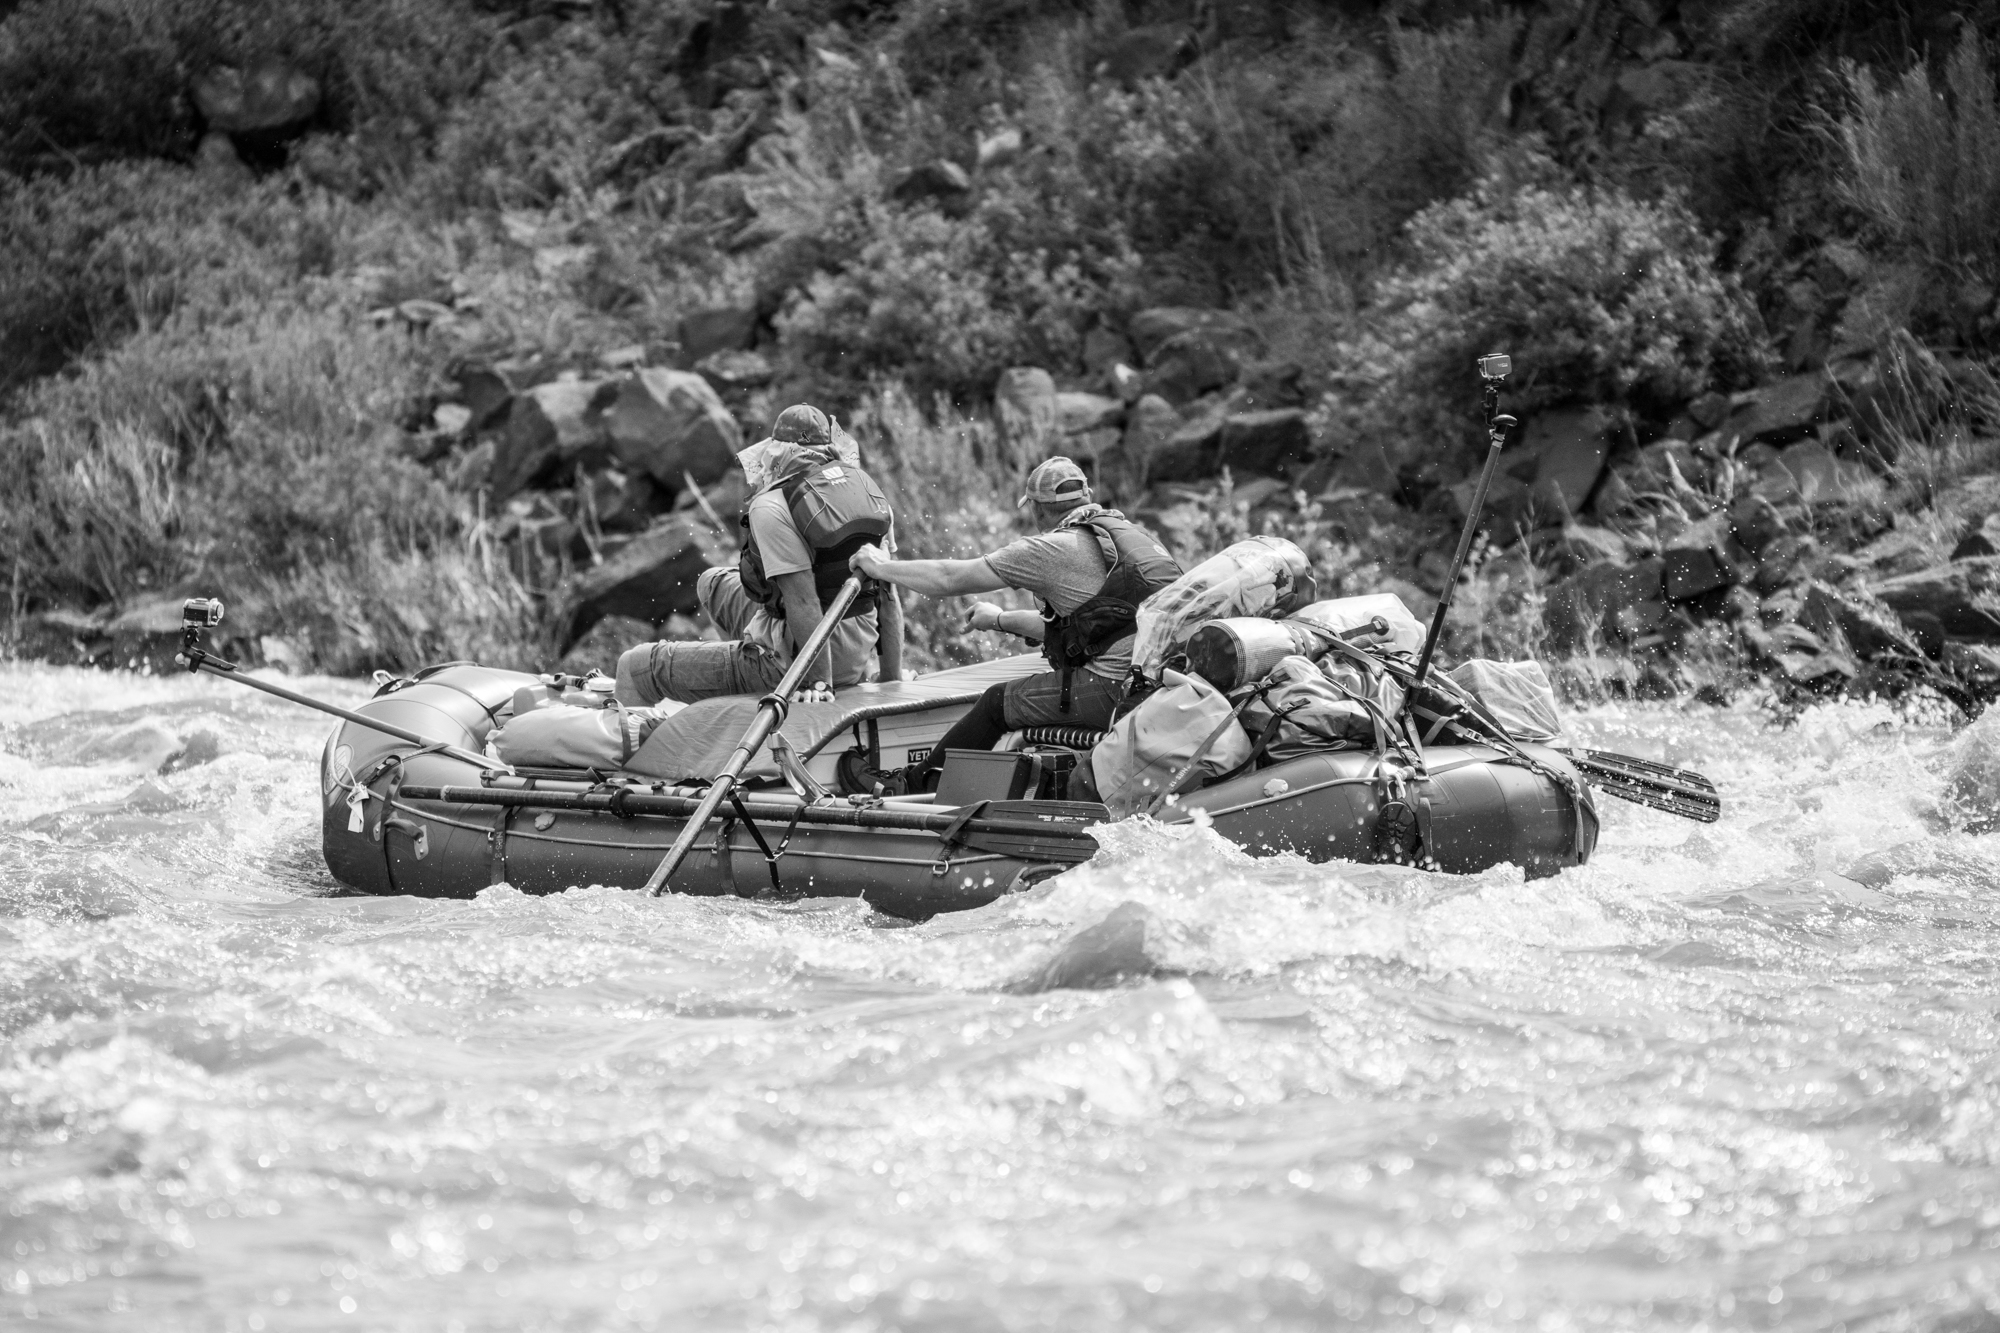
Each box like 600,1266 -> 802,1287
1839,31 -> 2000,283
1338,168 -> 1773,472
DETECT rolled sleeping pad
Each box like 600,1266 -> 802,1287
1184,617 -> 1323,691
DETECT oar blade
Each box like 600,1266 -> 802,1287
1567,749 -> 1721,823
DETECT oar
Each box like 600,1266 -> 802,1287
172,597 -> 507,772
640,576 -> 864,896
1563,748 -> 1720,823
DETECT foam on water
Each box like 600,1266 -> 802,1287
3,664 -> 1999,1331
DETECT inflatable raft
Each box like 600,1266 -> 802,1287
319,654 -> 1599,919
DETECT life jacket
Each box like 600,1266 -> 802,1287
739,445 -> 893,619
1038,507 -> 1183,706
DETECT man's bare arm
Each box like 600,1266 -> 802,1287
772,569 -> 833,690
850,547 -> 1008,598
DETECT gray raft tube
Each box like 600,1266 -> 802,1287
319,666 -> 1596,917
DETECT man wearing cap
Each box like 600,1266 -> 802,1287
849,456 -> 1181,792
616,405 -> 903,706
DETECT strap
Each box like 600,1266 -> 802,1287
728,792 -> 784,896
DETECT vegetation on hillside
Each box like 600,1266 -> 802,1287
2,0 -> 1997,693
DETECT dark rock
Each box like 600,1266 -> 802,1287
889,160 -> 973,206
1872,558 -> 2000,641
1588,468 -> 1639,520
454,364 -> 514,433
193,60 -> 320,134
1719,374 -> 1830,448
678,305 -> 757,362
1082,323 -> 1132,377
1727,493 -> 1788,553
1127,308 -> 1260,364
1216,409 -> 1312,478
1799,580 -> 1926,663
578,469 -> 664,534
1662,515 -> 1744,600
1145,330 -> 1246,404
1238,361 -> 1306,411
560,517 -> 730,651
1952,515 -> 2000,560
600,368 -> 741,489
1543,558 -> 1666,652
1687,391 -> 1732,428
1097,24 -> 1198,86
491,379 -> 611,502
1143,401 -> 1231,483
1520,406 -> 1617,520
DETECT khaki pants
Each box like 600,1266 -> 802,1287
614,567 -> 788,706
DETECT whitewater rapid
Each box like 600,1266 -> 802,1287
2,662 -> 1997,1331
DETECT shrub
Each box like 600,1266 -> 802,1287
1838,31 -> 2000,282
1338,168 -> 1773,473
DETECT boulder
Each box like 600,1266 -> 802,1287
1145,330 -> 1245,404
578,468 -> 664,534
194,133 -> 251,184
600,368 -> 741,489
995,367 -> 1059,445
1687,391 -> 1732,428
1238,360 -> 1306,411
491,379 -> 611,502
1216,409 -> 1312,478
1099,394 -> 1177,500
1951,514 -> 2000,561
1097,23 -> 1198,86
1143,400 -> 1232,482
1726,493 -> 1788,554
678,304 -> 757,361
1755,440 -> 1848,505
192,60 -> 321,134
889,159 -> 973,206
1542,523 -> 1631,578
1662,515 -> 1744,600
1519,407 -> 1616,520
1127,308 -> 1259,364
560,517 -> 730,651
1543,558 -> 1666,652
1057,392 -> 1124,435
1066,427 -> 1122,462
695,348 -> 774,390
1082,325 -> 1133,377
1719,374 -> 1830,448
1798,580 -> 1925,663
1872,558 -> 2000,641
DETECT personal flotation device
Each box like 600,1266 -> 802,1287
740,445 -> 893,619
1038,507 -> 1183,709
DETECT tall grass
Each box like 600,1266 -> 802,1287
1839,32 -> 2000,279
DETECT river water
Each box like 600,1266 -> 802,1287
2,662 -> 1997,1332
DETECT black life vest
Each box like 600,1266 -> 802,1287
1038,509 -> 1183,687
739,447 -> 893,619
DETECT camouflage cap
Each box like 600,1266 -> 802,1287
771,404 -> 833,447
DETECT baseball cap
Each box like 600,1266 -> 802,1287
1018,456 -> 1091,508
771,404 -> 833,447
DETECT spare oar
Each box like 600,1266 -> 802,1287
641,576 -> 864,896
172,597 -> 506,772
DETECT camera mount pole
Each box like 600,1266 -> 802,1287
1411,355 -> 1517,690
173,598 -> 507,772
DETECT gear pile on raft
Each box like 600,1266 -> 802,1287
175,359 -> 1721,920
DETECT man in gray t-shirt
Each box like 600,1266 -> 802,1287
850,457 -> 1181,792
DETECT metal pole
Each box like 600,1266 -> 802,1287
641,576 -> 865,895
184,656 -> 505,772
1411,360 -> 1515,689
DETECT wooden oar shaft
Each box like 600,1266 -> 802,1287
640,576 -> 865,895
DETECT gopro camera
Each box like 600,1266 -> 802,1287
182,597 -> 225,629
1477,352 -> 1512,380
